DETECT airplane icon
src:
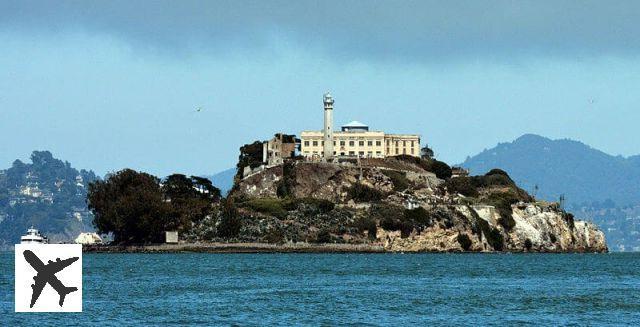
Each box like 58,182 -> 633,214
23,250 -> 79,308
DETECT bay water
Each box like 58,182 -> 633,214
1,252 -> 639,325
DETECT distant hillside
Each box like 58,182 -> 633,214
0,151 -> 98,248
204,168 -> 235,196
460,134 -> 640,251
460,134 -> 640,207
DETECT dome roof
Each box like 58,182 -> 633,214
342,120 -> 368,128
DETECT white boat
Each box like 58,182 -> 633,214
20,226 -> 49,244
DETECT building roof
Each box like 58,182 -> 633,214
342,120 -> 368,128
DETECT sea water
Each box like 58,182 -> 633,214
1,252 -> 639,325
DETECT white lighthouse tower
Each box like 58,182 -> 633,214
323,92 -> 334,160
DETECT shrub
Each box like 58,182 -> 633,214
524,238 -> 533,251
243,198 -> 288,218
316,229 -> 331,243
563,212 -> 575,229
381,170 -> 410,192
457,233 -> 472,251
380,216 -> 401,231
391,155 -> 451,179
283,198 -> 335,214
475,217 -> 504,251
377,206 -> 434,238
403,207 -> 431,226
347,183 -> 384,203
217,200 -> 241,238
430,160 -> 452,179
264,228 -> 286,244
399,222 -> 414,238
372,204 -> 430,238
498,215 -> 516,231
354,217 -> 378,240
485,192 -> 519,230
486,228 -> 504,251
444,177 -> 479,197
549,233 -> 557,243
485,168 -> 510,177
276,161 -> 296,198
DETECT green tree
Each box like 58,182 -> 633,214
191,176 -> 221,201
162,174 -> 219,231
236,141 -> 264,177
88,169 -> 170,244
421,145 -> 435,159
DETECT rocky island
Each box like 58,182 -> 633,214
218,155 -> 607,253
85,93 -> 607,253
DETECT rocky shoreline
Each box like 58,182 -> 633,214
82,241 -> 607,254
82,242 -> 386,253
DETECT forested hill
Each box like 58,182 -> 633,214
0,151 -> 98,248
460,134 -> 640,208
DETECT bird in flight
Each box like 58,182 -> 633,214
195,107 -> 203,113
23,250 -> 79,308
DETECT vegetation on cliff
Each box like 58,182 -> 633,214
226,142 -> 606,252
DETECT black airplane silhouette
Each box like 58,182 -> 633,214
23,250 -> 79,308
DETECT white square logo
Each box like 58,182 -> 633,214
15,244 -> 82,312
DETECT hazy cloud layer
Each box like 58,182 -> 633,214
2,0 -> 640,62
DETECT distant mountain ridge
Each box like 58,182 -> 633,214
203,168 -> 235,196
461,134 -> 640,207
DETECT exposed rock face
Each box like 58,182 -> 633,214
379,204 -> 607,252
228,159 -> 607,253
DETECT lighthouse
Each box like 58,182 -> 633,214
323,92 -> 334,160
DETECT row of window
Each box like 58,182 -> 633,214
302,147 -> 415,156
386,140 -> 416,147
387,148 -> 415,155
303,139 -> 416,148
304,140 -> 383,147
304,151 -> 384,157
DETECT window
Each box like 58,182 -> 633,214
340,141 -> 346,146
411,141 -> 415,147
376,141 -> 381,146
304,141 -> 309,147
349,151 -> 355,156
411,148 -> 414,154
340,152 -> 345,156
359,151 -> 365,156
333,151 -> 336,155
403,148 -> 406,154
395,148 -> 399,154
359,141 -> 364,146
349,141 -> 355,146
367,141 -> 373,146
376,151 -> 382,156
312,141 -> 318,146
403,141 -> 406,147
321,141 -> 324,146
333,141 -> 336,146
367,151 -> 372,157
395,141 -> 399,146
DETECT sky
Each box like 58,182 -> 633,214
1,1 -> 640,177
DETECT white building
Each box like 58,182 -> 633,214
300,93 -> 421,159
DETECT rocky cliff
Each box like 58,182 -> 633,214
223,157 -> 607,253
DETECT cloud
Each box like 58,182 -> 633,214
2,0 -> 640,62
